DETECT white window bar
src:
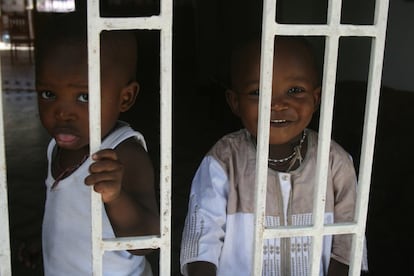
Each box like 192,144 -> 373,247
0,61 -> 12,276
86,1 -> 172,276
253,0 -> 390,275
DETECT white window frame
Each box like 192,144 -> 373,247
86,1 -> 172,275
253,0 -> 390,275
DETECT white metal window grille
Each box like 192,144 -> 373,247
0,1 -> 390,276
0,67 -> 11,275
0,2 -> 172,275
253,0 -> 389,276
86,1 -> 172,276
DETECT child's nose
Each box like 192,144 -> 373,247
55,105 -> 76,121
271,95 -> 288,111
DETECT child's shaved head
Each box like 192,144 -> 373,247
224,35 -> 320,90
35,12 -> 138,84
100,31 -> 138,85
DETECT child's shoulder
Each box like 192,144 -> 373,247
206,129 -> 256,174
307,128 -> 354,163
210,129 -> 251,152
206,128 -> 254,164
103,121 -> 147,151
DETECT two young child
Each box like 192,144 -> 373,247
20,9 -> 360,276
180,36 -> 360,276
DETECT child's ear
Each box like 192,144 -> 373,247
312,86 -> 321,111
119,81 -> 139,112
225,89 -> 240,116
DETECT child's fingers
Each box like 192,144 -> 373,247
85,170 -> 122,186
86,149 -> 123,203
85,169 -> 122,200
93,181 -> 122,203
92,149 -> 118,161
92,180 -> 118,193
87,178 -> 122,203
89,159 -> 123,174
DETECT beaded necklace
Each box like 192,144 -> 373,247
266,130 -> 307,172
250,130 -> 307,172
268,131 -> 307,164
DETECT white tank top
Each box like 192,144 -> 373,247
42,121 -> 153,276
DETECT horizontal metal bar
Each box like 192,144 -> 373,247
273,23 -> 380,37
263,223 -> 359,239
98,16 -> 165,31
102,235 -> 162,251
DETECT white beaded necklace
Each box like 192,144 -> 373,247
268,130 -> 307,169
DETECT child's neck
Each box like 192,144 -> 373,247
268,131 -> 307,172
52,146 -> 89,179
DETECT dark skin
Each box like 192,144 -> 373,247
19,32 -> 159,268
186,38 -> 349,276
187,262 -> 216,276
87,139 -> 159,242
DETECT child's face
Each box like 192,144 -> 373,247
227,39 -> 321,145
36,42 -> 133,151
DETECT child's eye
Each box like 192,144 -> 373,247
248,89 -> 260,97
77,93 -> 89,103
38,90 -> 55,100
287,87 -> 305,95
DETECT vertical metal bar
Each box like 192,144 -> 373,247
309,38 -> 340,276
0,57 -> 12,276
86,0 -> 174,275
87,1 -> 104,275
349,1 -> 390,275
252,0 -> 277,275
309,0 -> 342,274
159,0 -> 173,274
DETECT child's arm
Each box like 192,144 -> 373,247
187,261 -> 216,276
180,156 -> 228,275
85,137 -> 159,255
327,258 -> 349,276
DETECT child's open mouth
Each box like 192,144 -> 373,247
54,133 -> 79,147
270,119 -> 289,127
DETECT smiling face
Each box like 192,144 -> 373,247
226,37 -> 321,145
36,33 -> 138,151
